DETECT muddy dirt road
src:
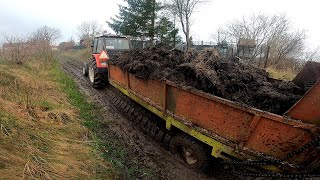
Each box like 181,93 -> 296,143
61,58 -> 248,180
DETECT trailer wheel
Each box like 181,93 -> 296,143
88,59 -> 105,88
170,134 -> 209,170
82,62 -> 88,76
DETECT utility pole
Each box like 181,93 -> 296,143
173,14 -> 176,47
264,46 -> 270,68
150,0 -> 156,44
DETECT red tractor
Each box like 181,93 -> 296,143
82,34 -> 131,88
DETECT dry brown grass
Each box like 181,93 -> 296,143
0,60 -> 112,179
266,66 -> 297,81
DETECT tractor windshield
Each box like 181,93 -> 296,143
104,38 -> 130,50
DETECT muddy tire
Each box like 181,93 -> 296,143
88,59 -> 105,88
170,134 -> 209,171
82,62 -> 88,76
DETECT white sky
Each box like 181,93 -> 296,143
0,0 -> 319,49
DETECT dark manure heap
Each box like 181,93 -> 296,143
109,47 -> 305,115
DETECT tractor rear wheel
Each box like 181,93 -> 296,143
170,134 -> 209,171
88,59 -> 105,88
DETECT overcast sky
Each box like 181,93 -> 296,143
1,0 -> 319,49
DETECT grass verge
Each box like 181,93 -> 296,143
0,58 -> 113,179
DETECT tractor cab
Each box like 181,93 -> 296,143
91,34 -> 131,55
83,34 -> 131,88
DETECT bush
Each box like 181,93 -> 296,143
1,26 -> 61,66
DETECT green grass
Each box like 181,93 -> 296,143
0,59 -> 8,65
0,109 -> 53,165
35,100 -> 55,111
0,72 -> 16,86
0,110 -> 19,135
51,62 -> 97,119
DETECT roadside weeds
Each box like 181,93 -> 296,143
0,58 -> 114,179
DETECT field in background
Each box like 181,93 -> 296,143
0,58 -> 114,179
61,48 -> 92,62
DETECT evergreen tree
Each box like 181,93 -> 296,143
108,0 -> 181,48
108,0 -> 160,40
157,17 -> 181,48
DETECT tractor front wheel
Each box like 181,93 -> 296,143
82,62 -> 88,76
88,59 -> 106,88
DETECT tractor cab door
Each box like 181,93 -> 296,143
92,37 -> 105,54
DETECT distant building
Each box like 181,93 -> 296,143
237,38 -> 256,59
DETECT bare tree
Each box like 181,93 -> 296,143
1,26 -> 61,65
301,47 -> 320,62
210,27 -> 230,44
268,30 -> 306,61
166,0 -> 204,50
76,20 -> 103,40
220,14 -> 306,67
1,33 -> 28,64
31,26 -> 61,45
29,26 -> 61,64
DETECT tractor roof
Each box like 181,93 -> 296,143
96,34 -> 128,39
